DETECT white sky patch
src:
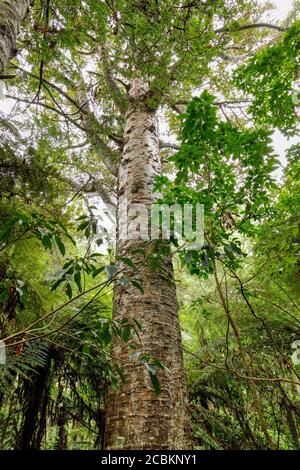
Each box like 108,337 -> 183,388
272,130 -> 298,179
0,91 -> 14,114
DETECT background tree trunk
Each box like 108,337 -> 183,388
0,0 -> 33,73
104,80 -> 191,450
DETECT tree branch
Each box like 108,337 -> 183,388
214,99 -> 252,106
59,174 -> 116,208
5,94 -> 87,132
0,74 -> 16,80
5,93 -> 119,177
10,66 -> 120,175
12,65 -> 88,114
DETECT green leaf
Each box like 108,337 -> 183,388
92,266 -> 105,278
51,278 -> 64,291
82,345 -> 91,357
92,222 -> 97,234
77,221 -> 90,231
84,226 -> 91,239
0,289 -> 9,303
149,371 -> 160,395
121,325 -> 131,343
63,259 -> 74,270
41,234 -> 52,249
131,280 -> 144,294
74,271 -> 82,292
118,257 -> 135,268
115,364 -> 126,383
100,323 -> 112,346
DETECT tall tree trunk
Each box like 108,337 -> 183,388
105,80 -> 191,450
0,0 -> 33,73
